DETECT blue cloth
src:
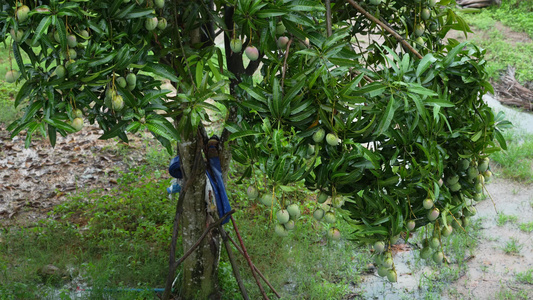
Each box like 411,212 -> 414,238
168,153 -> 231,224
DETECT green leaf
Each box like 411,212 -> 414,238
12,42 -> 26,79
22,101 -> 43,123
48,124 -> 57,147
354,82 -> 386,96
229,130 -> 261,141
146,115 -> 180,141
407,83 -> 438,96
494,129 -> 507,150
416,53 -> 437,77
87,52 -> 117,68
125,8 -> 154,19
443,41 -> 468,67
146,121 -> 178,142
99,121 -> 128,140
15,80 -> 34,107
376,96 -> 396,136
143,62 -> 179,82
288,0 -> 325,11
256,9 -> 286,18
471,130 -> 482,142
126,122 -> 142,133
239,84 -> 268,103
272,78 -> 281,118
32,16 -> 53,47
44,118 -> 76,132
424,98 -> 454,108
54,15 -> 67,51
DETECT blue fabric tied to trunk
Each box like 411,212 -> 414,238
167,149 -> 231,225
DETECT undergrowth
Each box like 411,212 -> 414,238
458,1 -> 533,83
491,130 -> 533,183
0,166 -> 174,299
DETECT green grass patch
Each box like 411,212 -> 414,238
497,213 -> 519,226
519,221 -> 533,233
0,163 -> 367,299
516,269 -> 533,285
222,176 -> 368,299
502,237 -> 522,255
486,1 -> 533,38
0,166 -> 175,298
491,130 -> 533,183
459,2 -> 533,83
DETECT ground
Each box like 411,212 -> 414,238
0,124 -> 169,225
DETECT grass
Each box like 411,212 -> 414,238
502,237 -> 523,255
491,130 -> 533,183
519,222 -> 533,233
0,44 -> 23,126
497,213 -> 519,226
516,269 -> 533,285
222,175 -> 368,299
458,1 -> 533,83
0,158 -> 366,299
409,218 -> 482,297
497,288 -> 531,300
0,166 -> 175,299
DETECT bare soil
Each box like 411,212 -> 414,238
0,123 -> 159,226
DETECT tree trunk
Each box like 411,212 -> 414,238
178,136 -> 222,299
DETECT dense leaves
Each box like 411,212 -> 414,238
1,0 -> 510,284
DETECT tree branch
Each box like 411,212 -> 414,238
345,0 -> 423,59
172,210 -> 236,270
220,224 -> 249,300
227,235 -> 282,298
325,0 -> 333,37
230,216 -> 269,299
281,38 -> 293,89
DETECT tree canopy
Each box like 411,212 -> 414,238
0,0 -> 510,297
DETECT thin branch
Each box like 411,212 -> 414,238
227,235 -> 282,299
345,0 -> 423,59
230,216 -> 269,300
325,0 -> 333,37
220,225 -> 249,300
173,210 -> 236,270
281,38 -> 293,89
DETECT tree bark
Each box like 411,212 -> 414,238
178,134 -> 222,300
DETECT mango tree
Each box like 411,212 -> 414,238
0,0 -> 509,298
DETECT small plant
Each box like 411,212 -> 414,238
497,213 -> 519,226
503,237 -> 523,255
516,269 -> 533,284
491,131 -> 533,182
519,222 -> 533,232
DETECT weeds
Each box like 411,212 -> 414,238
516,269 -> 533,284
0,166 -> 174,298
503,238 -> 523,255
459,2 -> 533,83
519,222 -> 533,233
497,213 -> 519,226
491,130 -> 533,182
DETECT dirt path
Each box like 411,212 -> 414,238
448,176 -> 533,299
355,174 -> 533,300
